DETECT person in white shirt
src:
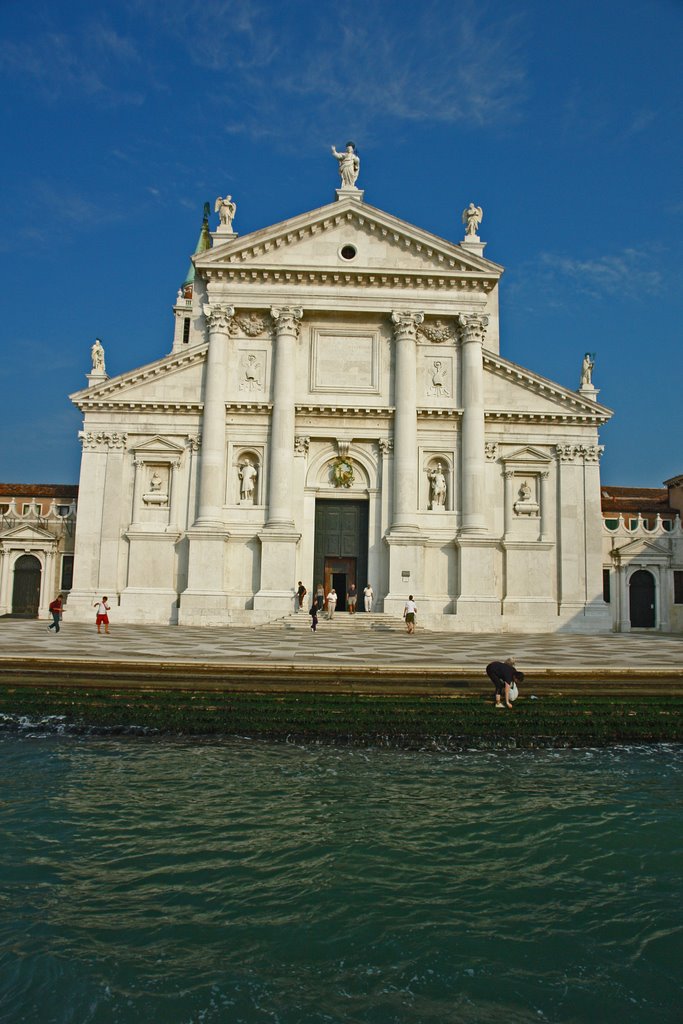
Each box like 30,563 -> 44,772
94,596 -> 111,635
326,588 -> 337,619
403,595 -> 417,634
363,584 -> 374,613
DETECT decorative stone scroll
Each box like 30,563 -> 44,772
485,442 -> 498,461
378,439 -> 393,455
458,312 -> 489,343
203,303 -> 235,333
271,306 -> 303,336
294,436 -> 310,455
186,434 -> 201,452
80,431 -> 128,451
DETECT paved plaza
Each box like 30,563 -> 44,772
1,613 -> 682,690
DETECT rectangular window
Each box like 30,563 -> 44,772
60,555 -> 74,591
182,317 -> 191,344
602,568 -> 611,603
674,571 -> 683,605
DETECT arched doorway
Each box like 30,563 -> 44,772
629,569 -> 655,628
314,499 -> 369,612
12,554 -> 42,617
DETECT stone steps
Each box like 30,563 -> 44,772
280,612 -> 401,631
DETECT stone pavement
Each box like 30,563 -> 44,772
1,614 -> 682,692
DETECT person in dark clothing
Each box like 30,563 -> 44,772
48,594 -> 64,633
296,581 -> 307,611
309,604 -> 318,632
486,659 -> 524,709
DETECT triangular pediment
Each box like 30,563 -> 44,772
196,196 -> 503,281
503,446 -> 553,465
129,435 -> 185,455
1,523 -> 57,544
484,351 -> 613,423
613,536 -> 672,560
70,347 -> 206,409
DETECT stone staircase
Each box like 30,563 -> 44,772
279,611 -> 401,632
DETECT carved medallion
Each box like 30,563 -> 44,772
331,457 -> 354,488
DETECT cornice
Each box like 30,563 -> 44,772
485,410 -> 608,426
205,265 -> 497,293
77,400 -> 202,414
483,350 -> 613,422
70,348 -> 207,409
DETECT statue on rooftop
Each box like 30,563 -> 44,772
215,195 -> 237,231
580,352 -> 595,387
462,202 -> 483,238
331,142 -> 360,189
91,338 -> 105,374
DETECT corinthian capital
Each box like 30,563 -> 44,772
458,313 -> 489,344
391,310 -> 424,342
270,306 -> 303,336
203,303 -> 235,333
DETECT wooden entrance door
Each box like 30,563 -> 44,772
629,569 -> 655,628
324,557 -> 356,612
313,499 -> 368,610
12,554 -> 42,617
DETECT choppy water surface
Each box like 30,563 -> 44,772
0,737 -> 681,1024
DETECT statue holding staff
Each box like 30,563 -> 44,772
331,142 -> 360,189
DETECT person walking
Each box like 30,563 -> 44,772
315,582 -> 325,612
309,602 -> 318,632
48,594 -> 64,633
486,659 -> 524,709
363,583 -> 374,613
94,596 -> 111,635
296,581 -> 307,611
403,595 -> 417,634
347,582 -> 357,614
326,588 -> 337,619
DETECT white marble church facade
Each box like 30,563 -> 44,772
67,164 -> 612,632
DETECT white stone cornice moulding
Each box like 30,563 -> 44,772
70,348 -> 207,408
295,404 -> 395,417
485,410 -> 607,426
76,401 -> 203,413
483,350 -> 613,422
206,266 -> 497,293
195,197 -> 503,274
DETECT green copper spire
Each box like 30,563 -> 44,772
181,202 -> 212,288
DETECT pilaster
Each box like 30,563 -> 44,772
459,313 -> 488,534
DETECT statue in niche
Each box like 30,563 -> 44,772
91,338 -> 105,373
215,195 -> 237,230
239,353 -> 263,392
580,352 -> 595,387
149,471 -> 163,492
239,458 -> 258,502
428,462 -> 447,509
462,202 -> 483,237
427,360 -> 450,398
331,142 -> 360,188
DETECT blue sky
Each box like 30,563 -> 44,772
1,0 -> 681,486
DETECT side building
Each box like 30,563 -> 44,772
602,475 -> 683,632
66,166 -> 613,632
0,484 -> 78,617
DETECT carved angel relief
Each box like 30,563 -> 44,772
418,319 -> 454,344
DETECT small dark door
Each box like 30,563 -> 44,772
324,557 -> 356,612
12,554 -> 42,617
629,569 -> 655,628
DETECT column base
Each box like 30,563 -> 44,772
253,528 -> 301,614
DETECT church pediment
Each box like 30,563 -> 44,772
129,435 -> 185,456
70,347 -> 206,410
612,536 -> 671,561
0,523 -> 56,544
503,446 -> 553,465
196,197 -> 503,285
484,352 -> 613,424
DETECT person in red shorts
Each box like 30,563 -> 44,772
94,596 -> 111,635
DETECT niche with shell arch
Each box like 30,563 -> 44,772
234,448 -> 262,506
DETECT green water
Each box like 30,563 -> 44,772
0,735 -> 681,1023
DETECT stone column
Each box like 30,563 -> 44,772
196,303 -> 234,525
390,310 -> 423,532
540,470 -> 551,541
266,306 -> 303,530
131,457 -> 144,526
503,471 -> 515,537
168,460 -> 181,528
459,313 -> 488,534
